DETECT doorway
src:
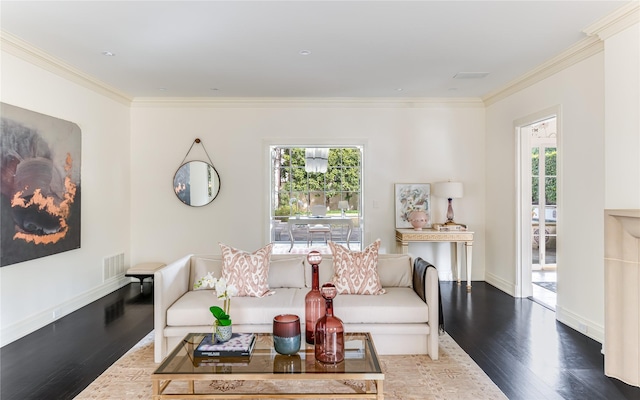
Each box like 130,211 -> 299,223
517,113 -> 558,310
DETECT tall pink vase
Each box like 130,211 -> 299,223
305,251 -> 325,345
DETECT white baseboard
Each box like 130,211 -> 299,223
556,305 -> 604,344
0,276 -> 131,347
484,271 -> 516,296
484,274 -> 603,344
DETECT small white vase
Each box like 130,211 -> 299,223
214,322 -> 233,342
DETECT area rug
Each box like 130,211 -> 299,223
74,331 -> 507,400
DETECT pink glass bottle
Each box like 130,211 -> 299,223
305,251 -> 325,344
314,283 -> 345,364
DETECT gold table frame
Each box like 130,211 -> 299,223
152,332 -> 384,399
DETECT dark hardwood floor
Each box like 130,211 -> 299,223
0,282 -> 153,400
441,281 -> 640,400
1,281 -> 638,399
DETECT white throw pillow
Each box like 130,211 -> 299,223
377,254 -> 413,287
191,257 -> 223,289
268,257 -> 306,288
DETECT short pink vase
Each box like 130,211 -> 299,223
409,210 -> 429,230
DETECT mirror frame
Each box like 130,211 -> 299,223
173,160 -> 221,207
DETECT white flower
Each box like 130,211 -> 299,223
194,272 -> 218,290
215,278 -> 228,299
226,284 -> 239,297
214,278 -> 238,300
194,272 -> 236,316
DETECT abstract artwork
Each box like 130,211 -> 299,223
0,103 -> 81,266
394,183 -> 430,229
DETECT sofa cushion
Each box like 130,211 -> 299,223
268,257 -> 306,288
377,254 -> 413,287
334,287 -> 428,324
166,289 -> 306,326
305,255 -> 335,288
220,243 -> 274,297
191,257 -> 223,289
166,290 -> 220,326
330,239 -> 385,295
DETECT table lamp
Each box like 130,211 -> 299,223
433,181 -> 464,225
338,201 -> 349,217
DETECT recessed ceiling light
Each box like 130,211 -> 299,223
395,88 -> 403,91
101,51 -> 115,57
299,50 -> 311,56
453,72 -> 489,79
159,87 -> 167,91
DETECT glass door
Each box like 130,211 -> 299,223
529,118 -> 557,309
531,145 -> 557,270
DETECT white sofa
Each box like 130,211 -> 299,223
154,253 -> 439,363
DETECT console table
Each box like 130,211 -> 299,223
395,228 -> 474,291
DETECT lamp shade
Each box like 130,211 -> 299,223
338,200 -> 349,210
433,181 -> 464,199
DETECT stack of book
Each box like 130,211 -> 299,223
193,332 -> 256,366
432,223 -> 467,231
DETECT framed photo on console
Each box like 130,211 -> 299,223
394,183 -> 430,229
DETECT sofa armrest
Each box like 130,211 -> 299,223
412,257 -> 441,359
154,254 -> 192,362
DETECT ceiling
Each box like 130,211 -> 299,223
0,1 -> 631,99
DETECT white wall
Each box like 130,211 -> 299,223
130,101 -> 486,282
485,53 -> 607,341
0,51 -> 131,346
604,23 -> 640,209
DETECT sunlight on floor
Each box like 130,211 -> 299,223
531,270 -> 557,310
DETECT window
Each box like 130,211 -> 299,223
270,146 -> 363,249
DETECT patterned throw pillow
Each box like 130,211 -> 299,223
219,243 -> 274,297
329,239 -> 386,295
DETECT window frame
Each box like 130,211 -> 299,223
268,144 -> 364,246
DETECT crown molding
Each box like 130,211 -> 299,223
130,97 -> 485,108
1,30 -> 132,106
583,2 -> 640,40
482,36 -> 604,106
482,2 -> 639,107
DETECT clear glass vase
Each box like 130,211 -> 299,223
314,283 -> 344,364
305,251 -> 325,344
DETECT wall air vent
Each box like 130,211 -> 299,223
453,72 -> 490,79
103,252 -> 125,281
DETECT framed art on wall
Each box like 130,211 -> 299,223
0,102 -> 82,267
394,183 -> 430,229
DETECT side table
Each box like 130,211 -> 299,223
395,228 -> 474,291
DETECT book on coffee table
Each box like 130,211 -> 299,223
193,356 -> 252,367
194,332 -> 256,357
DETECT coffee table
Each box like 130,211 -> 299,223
152,332 -> 384,399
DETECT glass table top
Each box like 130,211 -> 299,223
154,332 -> 382,376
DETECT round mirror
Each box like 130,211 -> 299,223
173,161 -> 221,206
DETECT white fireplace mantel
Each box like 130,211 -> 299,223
604,209 -> 640,387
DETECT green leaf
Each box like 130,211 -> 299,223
209,306 -> 231,325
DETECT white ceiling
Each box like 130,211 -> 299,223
0,1 -> 631,99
